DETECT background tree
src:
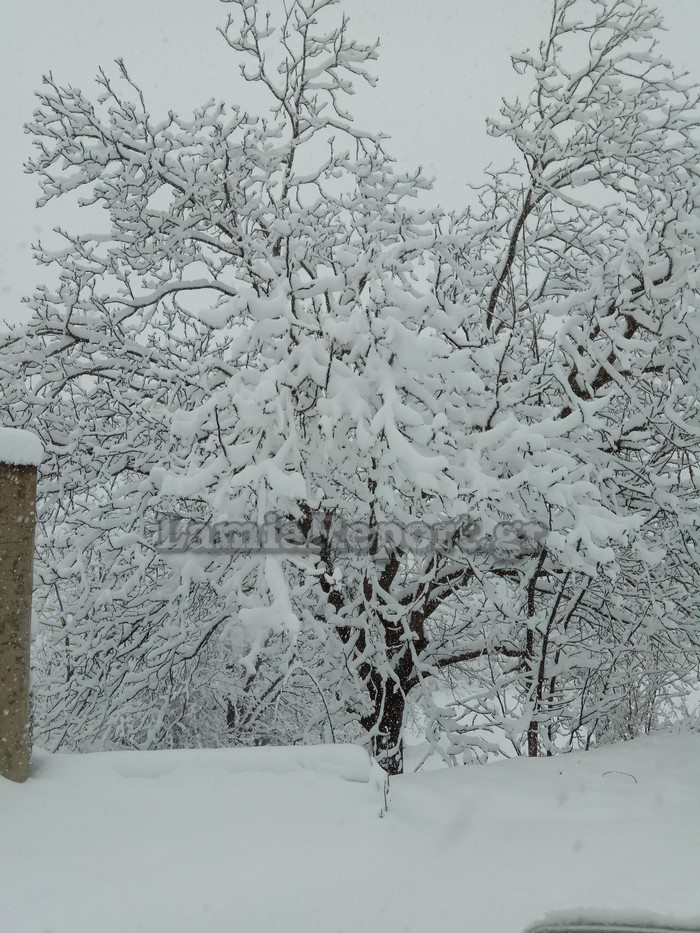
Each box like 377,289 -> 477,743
428,0 -> 700,757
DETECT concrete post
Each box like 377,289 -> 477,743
0,430 -> 41,783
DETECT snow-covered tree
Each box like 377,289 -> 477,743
3,0 -> 699,771
429,0 -> 700,756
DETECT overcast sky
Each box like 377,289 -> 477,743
2,0 -> 699,326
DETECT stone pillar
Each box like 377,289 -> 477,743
0,433 -> 41,783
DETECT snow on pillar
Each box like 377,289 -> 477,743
0,428 -> 42,783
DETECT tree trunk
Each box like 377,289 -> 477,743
527,720 -> 539,757
369,680 -> 406,776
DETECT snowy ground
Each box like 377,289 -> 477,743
1,733 -> 699,933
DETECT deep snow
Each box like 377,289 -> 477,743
1,733 -> 699,933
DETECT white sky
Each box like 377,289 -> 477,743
1,0 -> 699,326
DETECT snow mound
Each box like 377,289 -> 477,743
30,742 -> 374,783
0,426 -> 43,466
